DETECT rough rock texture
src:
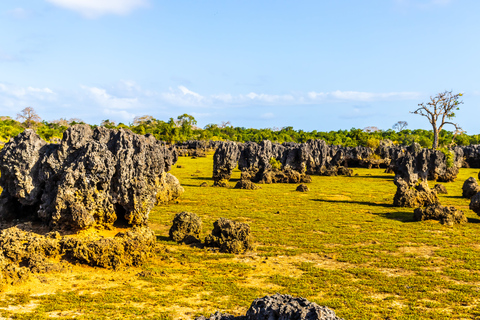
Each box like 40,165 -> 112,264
390,144 -> 463,184
205,218 -> 252,254
433,184 -> 448,194
213,142 -> 241,186
0,225 -> 156,287
296,184 -> 310,192
62,226 -> 155,269
195,294 -> 342,320
393,178 -> 438,208
462,177 -> 480,199
469,192 -> 480,216
413,204 -> 467,225
176,140 -> 214,157
0,125 -> 182,229
234,180 -> 261,190
169,212 -> 202,244
213,140 -> 354,185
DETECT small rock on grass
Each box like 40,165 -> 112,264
296,184 -> 309,192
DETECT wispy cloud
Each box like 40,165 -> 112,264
158,86 -> 421,107
6,8 -> 31,19
82,86 -> 139,110
307,90 -> 421,102
45,0 -> 149,18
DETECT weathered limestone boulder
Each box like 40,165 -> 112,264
62,226 -> 155,269
462,177 -> 480,198
246,294 -> 343,320
205,218 -> 252,254
234,180 -> 261,190
195,294 -> 343,320
169,212 -> 202,244
393,178 -> 438,207
433,184 -> 448,194
0,125 -> 182,229
469,193 -> 480,215
213,142 -> 241,186
296,184 -> 310,192
413,204 -> 467,225
0,225 -> 156,286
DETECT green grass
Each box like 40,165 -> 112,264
2,154 -> 480,319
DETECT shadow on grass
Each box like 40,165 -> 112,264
467,217 -> 480,224
352,175 -> 394,180
311,199 -> 415,222
444,195 -> 465,199
156,235 -> 172,242
311,198 -> 394,208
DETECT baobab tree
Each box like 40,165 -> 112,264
411,91 -> 463,149
16,107 -> 41,128
392,121 -> 408,132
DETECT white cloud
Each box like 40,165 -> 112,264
308,90 -> 421,102
82,86 -> 138,109
161,86 -> 205,107
45,0 -> 148,18
157,86 -> 421,107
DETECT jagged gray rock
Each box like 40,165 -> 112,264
413,204 -> 467,225
195,294 -> 343,320
169,212 -> 202,244
462,177 -> 480,198
469,192 -> 480,216
213,142 -> 241,186
205,218 -> 252,254
0,125 -> 182,229
393,178 -> 438,208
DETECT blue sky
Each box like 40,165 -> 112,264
1,0 -> 479,133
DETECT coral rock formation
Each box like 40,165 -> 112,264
296,184 -> 310,192
413,204 -> 467,225
205,218 -> 252,254
234,180 -> 261,190
462,177 -> 480,199
0,125 -> 182,229
169,212 -> 202,244
195,294 -> 343,320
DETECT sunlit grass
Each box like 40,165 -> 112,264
1,154 -> 480,319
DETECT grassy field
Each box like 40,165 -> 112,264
1,154 -> 480,319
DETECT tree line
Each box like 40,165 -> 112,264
0,108 -> 479,149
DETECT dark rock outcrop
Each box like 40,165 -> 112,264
0,125 -> 182,230
169,212 -> 202,244
413,204 -> 467,225
469,192 -> 480,215
213,142 -> 241,186
296,184 -> 310,192
462,177 -> 480,198
195,294 -> 343,320
205,218 -> 252,254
